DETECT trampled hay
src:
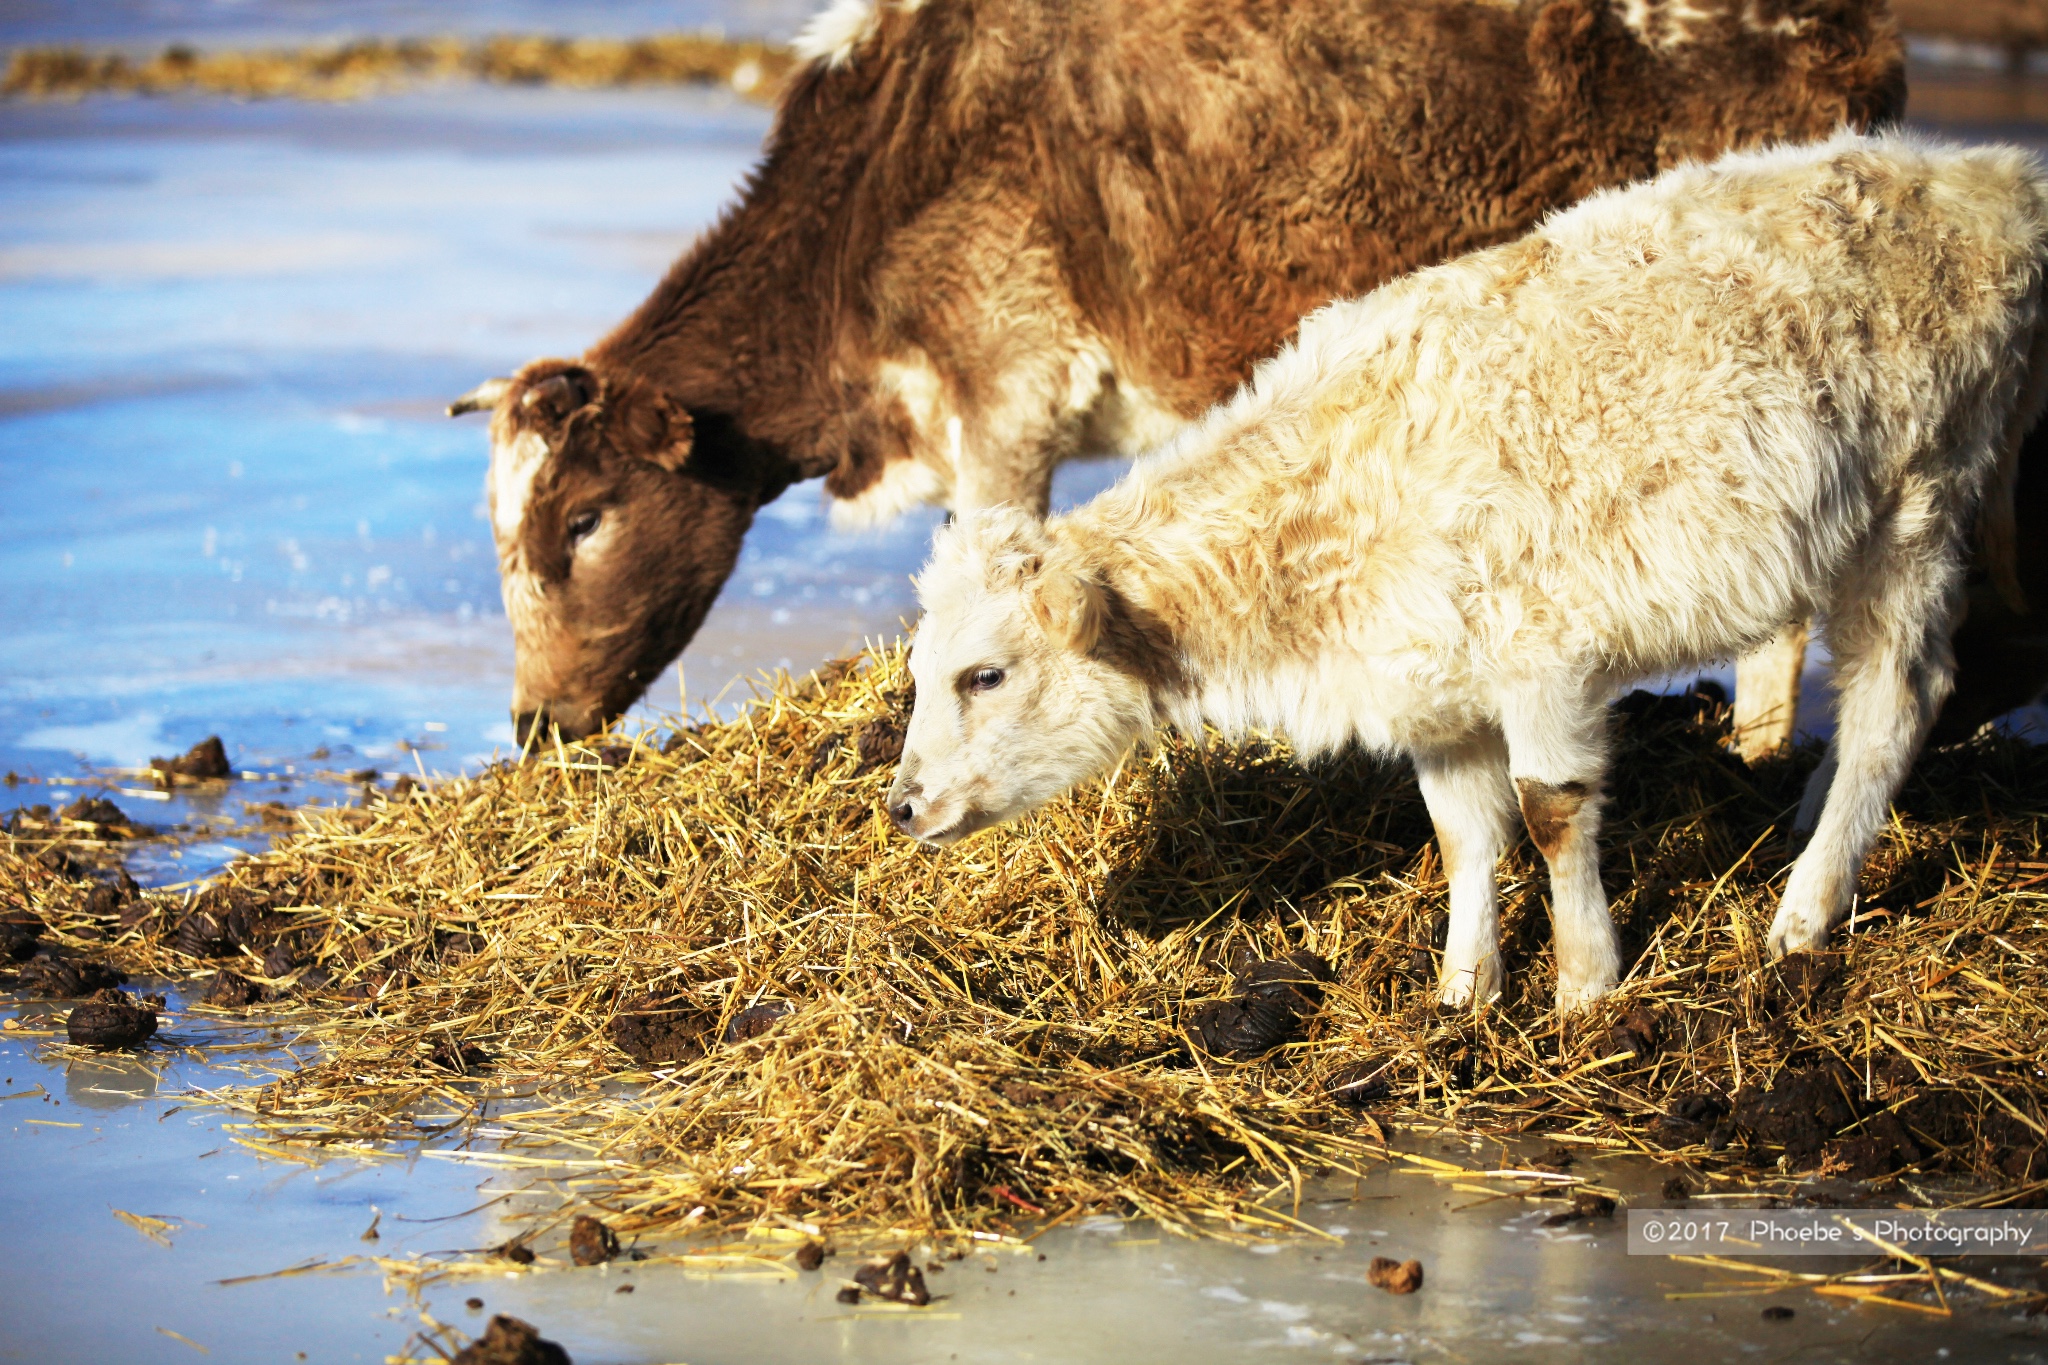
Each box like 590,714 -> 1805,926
7,644 -> 2048,1259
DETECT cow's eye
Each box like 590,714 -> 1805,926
967,667 -> 1004,693
567,509 -> 601,544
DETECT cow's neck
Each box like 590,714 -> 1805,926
584,63 -> 958,499
582,199 -> 841,488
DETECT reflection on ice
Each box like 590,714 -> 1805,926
18,711 -> 173,767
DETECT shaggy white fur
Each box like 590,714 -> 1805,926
890,131 -> 2048,1013
792,0 -> 902,68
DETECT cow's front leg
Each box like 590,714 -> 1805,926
1503,683 -> 1621,1013
1413,731 -> 1516,1010
953,429 -> 1060,516
1732,621 -> 1809,762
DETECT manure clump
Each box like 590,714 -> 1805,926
449,1315 -> 571,1365
66,988 -> 160,1048
151,735 -> 232,782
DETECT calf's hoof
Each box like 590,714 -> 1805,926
1764,905 -> 1833,960
1553,973 -> 1616,1015
1436,958 -> 1500,1011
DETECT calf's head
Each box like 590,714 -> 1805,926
451,360 -> 785,744
887,509 -> 1156,844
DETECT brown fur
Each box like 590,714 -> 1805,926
488,362 -> 791,740
1932,418 -> 2048,742
483,0 -> 1905,735
1516,778 -> 1591,860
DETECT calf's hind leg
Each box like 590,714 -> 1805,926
1767,553 -> 1959,957
1413,731 -> 1516,1009
1503,684 -> 1621,1012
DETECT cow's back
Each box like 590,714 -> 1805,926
1016,0 -> 1906,416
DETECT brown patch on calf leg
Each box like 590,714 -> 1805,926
1516,779 -> 1589,858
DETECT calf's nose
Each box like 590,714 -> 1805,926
886,780 -> 921,835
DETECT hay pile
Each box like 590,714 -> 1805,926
7,644 -> 2048,1254
2,34 -> 795,103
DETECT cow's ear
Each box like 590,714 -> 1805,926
641,402 -> 695,473
521,366 -> 597,425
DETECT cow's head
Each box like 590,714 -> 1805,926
886,509 -> 1156,844
451,359 -> 785,745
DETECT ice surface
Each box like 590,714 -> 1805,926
0,86 -> 953,787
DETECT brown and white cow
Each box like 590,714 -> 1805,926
449,0 -> 1906,743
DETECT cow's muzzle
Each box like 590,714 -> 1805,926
513,705 -> 601,751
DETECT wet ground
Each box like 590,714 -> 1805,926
8,26 -> 2048,1365
8,987 -> 2047,1365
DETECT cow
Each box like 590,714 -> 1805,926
446,0 -> 1906,744
884,132 -> 2048,1012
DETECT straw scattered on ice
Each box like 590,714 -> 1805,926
7,644 -> 2048,1257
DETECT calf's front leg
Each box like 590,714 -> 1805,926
1412,731 -> 1516,1009
1503,685 -> 1621,1012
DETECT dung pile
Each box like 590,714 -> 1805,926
5,643 -> 2048,1252
3,34 -> 796,103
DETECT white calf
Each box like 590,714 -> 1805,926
887,132 -> 2048,1012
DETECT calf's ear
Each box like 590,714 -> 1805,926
1030,568 -> 1108,656
522,367 -> 597,424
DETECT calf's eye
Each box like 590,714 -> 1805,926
968,667 -> 1004,693
567,509 -> 601,544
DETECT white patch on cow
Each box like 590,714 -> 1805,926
1739,0 -> 1809,39
878,355 -> 950,432
489,429 -> 552,544
1077,376 -> 1188,457
828,353 -> 959,528
793,0 -> 880,67
1614,0 -> 1722,50
832,340 -> 1180,527
832,456 -> 950,530
1061,344 -> 1112,419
